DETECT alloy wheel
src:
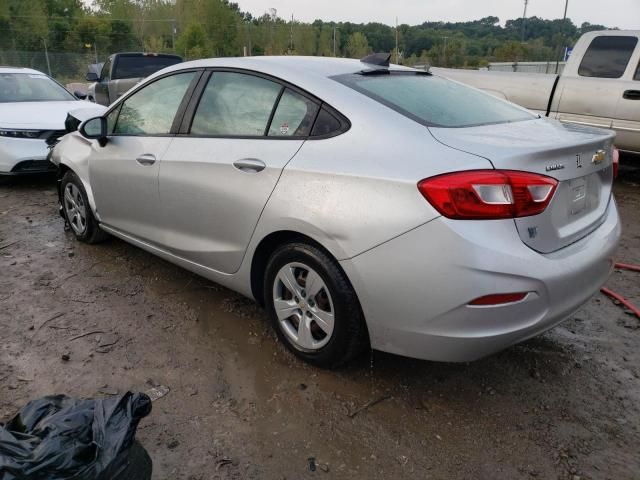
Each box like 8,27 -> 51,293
64,183 -> 87,235
272,262 -> 335,351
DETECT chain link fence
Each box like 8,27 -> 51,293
0,50 -> 100,84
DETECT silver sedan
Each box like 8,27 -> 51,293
50,55 -> 621,367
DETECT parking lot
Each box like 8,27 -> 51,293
0,162 -> 638,479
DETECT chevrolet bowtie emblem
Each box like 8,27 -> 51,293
592,149 -> 606,165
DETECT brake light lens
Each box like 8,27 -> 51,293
612,146 -> 619,179
418,170 -> 558,219
469,292 -> 528,306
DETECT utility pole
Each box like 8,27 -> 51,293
442,36 -> 448,67
94,42 -> 98,64
333,26 -> 336,56
395,17 -> 399,64
521,0 -> 529,42
555,0 -> 569,74
269,8 -> 276,54
289,13 -> 294,53
42,38 -> 51,77
171,20 -> 176,52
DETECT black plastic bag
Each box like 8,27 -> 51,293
0,392 -> 151,480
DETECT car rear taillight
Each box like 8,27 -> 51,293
469,292 -> 528,306
417,170 -> 558,220
612,146 -> 619,179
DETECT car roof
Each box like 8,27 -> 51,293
152,56 -> 414,109
164,55 -> 412,79
0,66 -> 46,75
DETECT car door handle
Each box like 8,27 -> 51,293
623,90 -> 640,100
136,154 -> 156,166
233,158 -> 266,173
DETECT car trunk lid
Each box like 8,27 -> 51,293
429,118 -> 616,253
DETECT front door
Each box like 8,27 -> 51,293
159,71 -> 321,274
89,70 -> 200,243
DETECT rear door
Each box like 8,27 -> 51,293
90,70 -> 201,243
158,70 -> 320,274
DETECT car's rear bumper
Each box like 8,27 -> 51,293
0,137 -> 53,175
341,199 -> 621,362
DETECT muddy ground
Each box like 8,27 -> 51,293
1,160 -> 639,480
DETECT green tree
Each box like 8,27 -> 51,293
345,31 -> 370,58
176,22 -> 209,59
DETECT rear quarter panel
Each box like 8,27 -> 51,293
250,101 -> 493,262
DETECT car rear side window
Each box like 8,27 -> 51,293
311,108 -> 342,136
268,89 -> 319,137
113,72 -> 196,135
191,72 -> 282,136
334,72 -> 534,128
578,36 -> 638,79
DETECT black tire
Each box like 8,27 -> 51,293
264,242 -> 368,368
61,170 -> 109,244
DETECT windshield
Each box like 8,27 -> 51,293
0,73 -> 75,103
113,56 -> 182,80
334,72 -> 535,128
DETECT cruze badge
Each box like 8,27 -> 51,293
545,163 -> 565,172
592,149 -> 606,165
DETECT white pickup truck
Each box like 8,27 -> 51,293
433,30 -> 640,154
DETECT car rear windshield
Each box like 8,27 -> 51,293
113,56 -> 182,80
333,72 -> 535,128
0,73 -> 75,102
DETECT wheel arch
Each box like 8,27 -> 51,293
250,230 -> 355,309
52,134 -> 99,216
56,163 -> 72,203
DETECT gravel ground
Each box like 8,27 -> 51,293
0,160 -> 638,479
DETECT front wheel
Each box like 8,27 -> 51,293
61,171 -> 108,244
264,242 -> 368,368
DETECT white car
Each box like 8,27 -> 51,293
0,67 -> 105,175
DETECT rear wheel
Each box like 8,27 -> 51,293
61,171 -> 108,244
264,242 -> 368,368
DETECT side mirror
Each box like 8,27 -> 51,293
79,116 -> 108,147
85,72 -> 99,82
74,90 -> 87,100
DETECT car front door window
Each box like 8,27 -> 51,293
100,58 -> 111,82
113,72 -> 196,135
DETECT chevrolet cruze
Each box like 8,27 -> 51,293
50,55 -> 621,367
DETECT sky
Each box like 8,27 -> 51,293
235,0 -> 640,30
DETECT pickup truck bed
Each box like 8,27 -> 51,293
432,30 -> 640,154
431,68 -> 558,115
